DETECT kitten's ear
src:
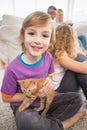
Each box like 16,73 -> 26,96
17,80 -> 23,85
32,80 -> 37,89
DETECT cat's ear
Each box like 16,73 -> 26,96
17,80 -> 24,85
32,80 -> 37,89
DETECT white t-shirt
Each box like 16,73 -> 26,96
52,64 -> 66,90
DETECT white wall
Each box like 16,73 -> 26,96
0,0 -> 87,23
0,0 -> 68,20
0,0 -> 13,19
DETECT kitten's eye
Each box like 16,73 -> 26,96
23,89 -> 26,93
33,81 -> 36,85
27,89 -> 31,92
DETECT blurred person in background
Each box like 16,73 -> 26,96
54,9 -> 64,27
47,5 -> 57,22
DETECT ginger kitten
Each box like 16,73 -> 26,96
18,78 -> 57,117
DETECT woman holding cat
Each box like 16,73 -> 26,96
48,24 -> 87,99
1,11 -> 86,130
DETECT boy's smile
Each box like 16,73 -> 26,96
31,45 -> 43,51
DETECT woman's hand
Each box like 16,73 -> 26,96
38,77 -> 53,98
61,51 -> 68,57
58,51 -> 68,61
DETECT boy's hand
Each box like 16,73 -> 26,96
38,77 -> 53,97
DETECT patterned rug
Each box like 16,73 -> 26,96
0,92 -> 17,130
68,100 -> 87,130
0,92 -> 87,130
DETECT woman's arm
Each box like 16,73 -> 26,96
2,93 -> 25,103
58,55 -> 87,73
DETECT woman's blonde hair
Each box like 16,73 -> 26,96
19,11 -> 55,51
48,24 -> 84,63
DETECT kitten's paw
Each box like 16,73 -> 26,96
41,111 -> 46,117
18,106 -> 25,112
18,107 -> 22,112
34,107 -> 43,112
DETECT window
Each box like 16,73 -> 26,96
73,0 -> 87,23
0,0 -> 69,20
0,0 -> 13,19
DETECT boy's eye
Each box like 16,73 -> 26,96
43,34 -> 49,38
28,32 -> 35,35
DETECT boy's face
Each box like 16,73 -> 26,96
24,22 -> 52,57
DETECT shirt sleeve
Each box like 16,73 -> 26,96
1,67 -> 18,98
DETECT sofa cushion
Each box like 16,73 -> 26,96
76,24 -> 87,36
0,24 -> 22,64
2,14 -> 24,25
0,24 -> 22,45
78,35 -> 87,50
0,15 -> 23,64
0,40 -> 8,64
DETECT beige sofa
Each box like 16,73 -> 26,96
75,23 -> 87,36
0,14 -> 24,66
